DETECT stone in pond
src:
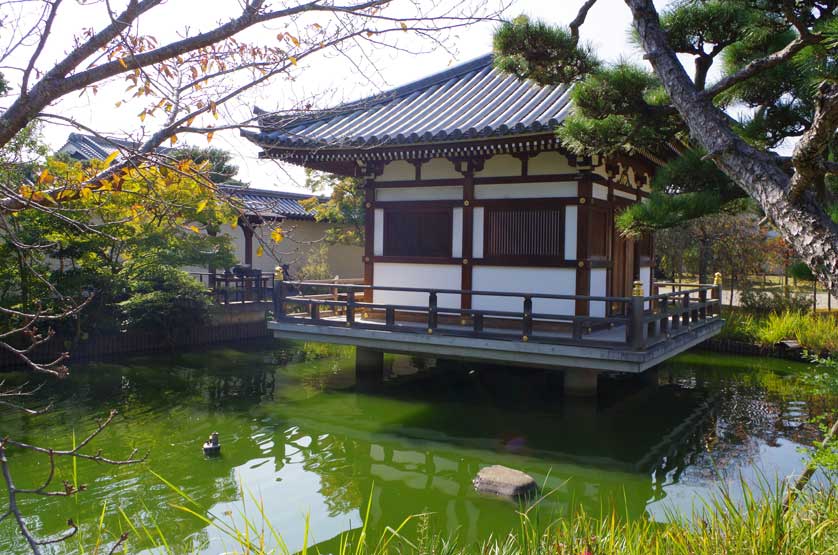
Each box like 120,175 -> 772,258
473,465 -> 536,497
203,432 -> 221,456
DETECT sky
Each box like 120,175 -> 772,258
3,0 -> 666,194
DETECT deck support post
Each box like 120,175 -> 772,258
355,347 -> 384,384
563,369 -> 598,397
639,366 -> 659,387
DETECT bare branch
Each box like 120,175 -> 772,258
703,36 -> 817,99
19,0 -> 61,95
569,0 -> 598,42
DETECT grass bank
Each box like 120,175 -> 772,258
88,475 -> 838,554
718,309 -> 838,353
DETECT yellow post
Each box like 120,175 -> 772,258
632,280 -> 645,297
713,272 -> 722,286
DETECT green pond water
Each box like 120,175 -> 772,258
0,341 -> 835,554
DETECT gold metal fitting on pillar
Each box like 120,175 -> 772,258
632,280 -> 644,297
274,266 -> 284,281
714,272 -> 722,286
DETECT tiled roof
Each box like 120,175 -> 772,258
247,54 -> 573,150
58,133 -> 173,161
220,186 -> 322,220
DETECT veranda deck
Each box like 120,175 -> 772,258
268,281 -> 724,374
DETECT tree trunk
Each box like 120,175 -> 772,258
624,0 -> 838,298
698,237 -> 710,285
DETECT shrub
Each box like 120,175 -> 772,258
119,266 -> 211,343
740,286 -> 811,315
718,309 -> 759,342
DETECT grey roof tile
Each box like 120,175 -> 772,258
249,54 -> 572,150
219,186 -> 321,220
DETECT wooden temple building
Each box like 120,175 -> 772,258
244,54 -> 722,394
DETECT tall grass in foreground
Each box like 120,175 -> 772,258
91,474 -> 838,554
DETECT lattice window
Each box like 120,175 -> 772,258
484,207 -> 563,258
383,209 -> 452,257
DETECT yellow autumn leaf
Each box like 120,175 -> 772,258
139,110 -> 147,122
289,34 -> 300,47
80,187 -> 92,199
270,228 -> 284,244
289,56 -> 297,66
231,218 -> 238,229
400,22 -> 407,31
37,168 -> 53,184
189,225 -> 201,233
196,199 -> 208,213
170,134 -> 178,145
103,150 -> 119,166
206,131 -> 214,143
19,184 -> 32,197
256,245 -> 264,257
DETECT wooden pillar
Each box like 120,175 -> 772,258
575,174 -> 592,316
363,178 -> 375,300
242,221 -> 254,266
356,347 -> 384,387
564,369 -> 598,397
461,164 -> 475,310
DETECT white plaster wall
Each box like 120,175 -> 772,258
590,268 -> 607,317
472,267 -> 576,316
564,206 -> 577,260
640,265 -> 652,310
379,160 -> 414,181
528,151 -> 575,175
473,207 -> 484,258
373,263 -> 461,308
241,221 -> 363,279
376,186 -> 463,201
475,181 -> 577,199
614,189 -> 637,201
373,208 -> 384,256
474,154 -> 521,178
592,183 -> 609,200
452,207 -> 463,258
421,158 -> 461,179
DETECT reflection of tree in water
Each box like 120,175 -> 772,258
299,434 -> 365,517
657,367 -> 834,484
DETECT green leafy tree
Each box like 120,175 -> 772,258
301,169 -> 365,246
171,146 -> 244,186
493,1 -> 838,293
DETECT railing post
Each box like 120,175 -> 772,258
712,272 -> 723,316
473,313 -> 484,333
310,301 -> 319,321
522,296 -> 533,341
273,266 -> 285,318
346,290 -> 355,327
681,292 -> 690,326
699,287 -> 707,321
630,280 -> 646,350
427,291 -> 438,334
385,307 -> 395,327
223,272 -> 230,305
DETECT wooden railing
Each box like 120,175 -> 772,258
271,280 -> 723,350
190,272 -> 275,304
